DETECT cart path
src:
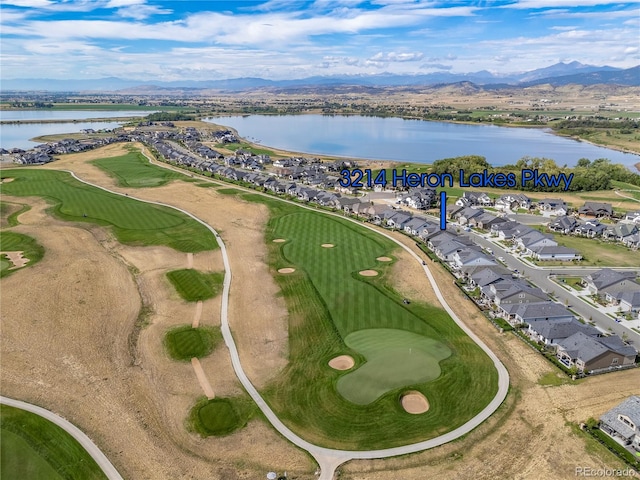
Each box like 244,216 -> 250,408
0,395 -> 125,480
192,300 -> 203,328
191,358 -> 215,399
61,168 -> 509,480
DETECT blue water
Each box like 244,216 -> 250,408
0,110 -> 156,150
206,114 -> 640,170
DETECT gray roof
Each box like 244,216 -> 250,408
527,318 -> 598,341
495,283 -> 548,302
471,268 -> 506,287
619,290 -> 640,307
558,332 -> 637,364
533,245 -> 580,256
502,301 -> 573,321
589,269 -> 638,290
600,396 -> 640,440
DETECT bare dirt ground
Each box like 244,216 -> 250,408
4,145 -> 639,479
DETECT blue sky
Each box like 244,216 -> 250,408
1,0 -> 638,81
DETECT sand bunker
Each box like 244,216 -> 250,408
401,391 -> 429,414
278,268 -> 296,274
0,178 -> 15,183
328,355 -> 355,371
321,243 -> 335,248
359,270 -> 378,277
1,251 -> 29,270
376,256 -> 392,262
272,238 -> 286,243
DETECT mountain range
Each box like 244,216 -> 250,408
1,62 -> 638,93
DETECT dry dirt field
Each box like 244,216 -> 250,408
2,146 -> 639,480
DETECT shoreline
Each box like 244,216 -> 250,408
204,116 -> 640,171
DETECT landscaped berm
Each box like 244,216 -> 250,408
237,193 -> 499,450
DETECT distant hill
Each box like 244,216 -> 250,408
520,66 -> 640,87
1,62 -> 637,92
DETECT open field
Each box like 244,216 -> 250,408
164,325 -> 222,361
222,192 -> 500,450
0,169 -> 217,252
535,226 -> 638,267
0,230 -> 44,278
1,404 -> 107,480
92,149 -> 186,188
166,268 -> 224,302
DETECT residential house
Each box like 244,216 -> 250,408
482,280 -> 547,307
584,269 -> 640,301
537,198 -> 568,217
532,245 -> 582,261
622,211 -> 640,225
526,316 -> 600,345
495,193 -> 531,211
469,212 -> 507,230
574,219 -> 607,238
516,230 -> 558,255
622,232 -> 640,249
616,291 -> 640,316
556,332 -> 637,373
549,215 -> 578,234
603,223 -> 639,243
599,396 -> 640,452
455,191 -> 493,207
403,217 -> 432,236
451,248 -> 497,270
386,212 -> 413,230
579,201 -> 613,219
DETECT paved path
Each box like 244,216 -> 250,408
62,167 -> 509,480
0,395 -> 124,480
614,189 -> 640,203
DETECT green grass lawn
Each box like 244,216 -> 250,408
0,169 -> 217,252
230,192 -> 498,450
337,329 -> 452,405
92,149 -> 185,187
0,201 -> 31,227
0,404 -> 107,480
542,229 -> 637,267
164,324 -> 222,361
166,269 -> 224,302
0,231 -> 44,278
189,397 -> 255,437
557,276 -> 585,290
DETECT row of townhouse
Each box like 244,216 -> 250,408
463,262 -> 637,373
549,214 -> 640,249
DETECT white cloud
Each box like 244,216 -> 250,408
116,4 -> 172,20
1,0 -> 54,6
503,0 -> 639,9
370,51 -> 424,62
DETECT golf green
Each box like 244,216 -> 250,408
337,328 -> 452,405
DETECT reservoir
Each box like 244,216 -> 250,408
0,110 -> 154,150
207,114 -> 640,169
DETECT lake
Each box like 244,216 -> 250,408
0,121 -> 126,150
0,110 -> 154,150
206,114 -> 640,169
